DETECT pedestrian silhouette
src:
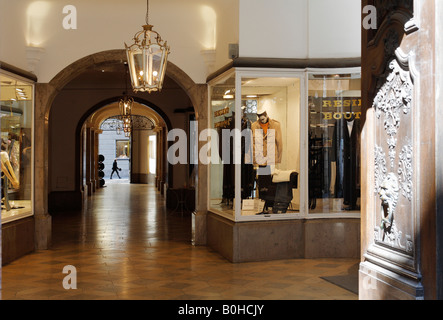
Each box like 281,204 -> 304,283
110,160 -> 121,179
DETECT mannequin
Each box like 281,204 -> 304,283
1,142 -> 20,211
1,144 -> 19,189
251,108 -> 284,213
251,110 -> 283,166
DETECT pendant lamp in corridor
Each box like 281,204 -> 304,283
125,0 -> 170,93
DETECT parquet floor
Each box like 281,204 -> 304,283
1,182 -> 359,300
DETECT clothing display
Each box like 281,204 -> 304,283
332,118 -> 361,209
217,114 -> 235,202
240,116 -> 255,199
217,114 -> 256,203
251,117 -> 283,165
257,165 -> 298,214
1,151 -> 19,189
1,149 -> 20,211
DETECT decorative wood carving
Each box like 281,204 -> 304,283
373,57 -> 413,168
362,0 -> 420,282
369,47 -> 416,265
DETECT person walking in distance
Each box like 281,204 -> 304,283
110,159 -> 121,179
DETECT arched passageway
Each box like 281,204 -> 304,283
33,50 -> 209,250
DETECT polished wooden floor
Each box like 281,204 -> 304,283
1,182 -> 359,300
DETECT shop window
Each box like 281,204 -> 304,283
209,69 -> 302,221
1,72 -> 34,223
208,68 -> 361,220
209,72 -> 236,219
307,72 -> 361,214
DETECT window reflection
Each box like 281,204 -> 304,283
308,73 -> 361,213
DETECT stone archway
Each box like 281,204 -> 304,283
34,49 -> 208,250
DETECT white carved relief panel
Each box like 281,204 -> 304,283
369,48 -> 418,272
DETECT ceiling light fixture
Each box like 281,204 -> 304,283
125,0 -> 170,93
223,89 -> 234,99
119,64 -> 134,137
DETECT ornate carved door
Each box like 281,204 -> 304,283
359,0 -> 440,300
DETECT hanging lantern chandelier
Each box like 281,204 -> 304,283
119,97 -> 133,137
119,95 -> 133,119
122,115 -> 132,137
125,0 -> 170,93
118,63 -> 134,137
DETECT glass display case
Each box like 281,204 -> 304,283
208,67 -> 361,221
307,71 -> 361,215
209,69 -> 303,221
1,71 -> 34,223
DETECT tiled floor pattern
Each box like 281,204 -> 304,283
1,184 -> 359,300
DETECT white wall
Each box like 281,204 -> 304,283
0,0 -> 239,84
308,0 -> 361,58
239,0 -> 309,58
1,0 -> 360,85
239,0 -> 361,59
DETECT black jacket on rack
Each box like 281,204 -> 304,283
332,118 -> 361,208
217,115 -> 235,201
217,115 -> 256,201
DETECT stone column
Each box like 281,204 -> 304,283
155,128 -> 162,190
34,83 -> 55,250
91,129 -> 99,192
85,126 -> 92,196
190,84 -> 208,246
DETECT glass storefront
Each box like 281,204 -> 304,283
209,69 -> 303,220
1,71 -> 34,223
307,72 -> 361,214
208,68 -> 360,221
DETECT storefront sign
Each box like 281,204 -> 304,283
312,97 -> 362,120
321,98 -> 361,108
322,112 -> 362,120
214,107 -> 230,118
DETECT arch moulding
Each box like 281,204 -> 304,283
34,49 -> 209,250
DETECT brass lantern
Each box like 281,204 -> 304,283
119,95 -> 133,118
125,0 -> 170,93
122,115 -> 132,137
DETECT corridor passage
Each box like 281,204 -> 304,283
1,184 -> 358,300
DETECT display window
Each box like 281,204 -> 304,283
209,69 -> 302,221
209,71 -> 236,219
1,71 -> 34,223
208,67 -> 361,221
307,72 -> 361,214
